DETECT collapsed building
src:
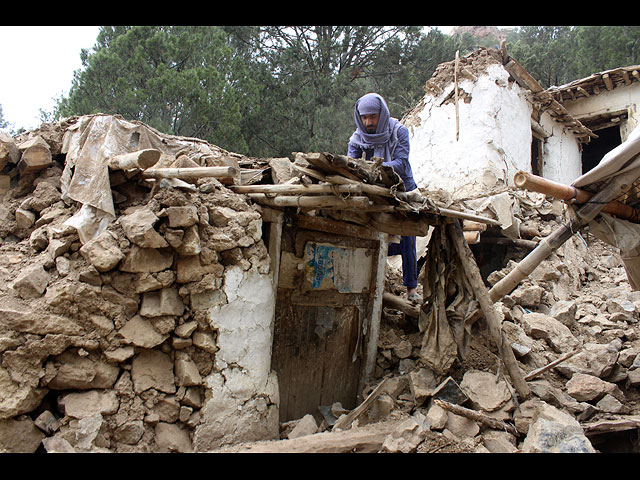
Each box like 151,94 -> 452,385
1,46 -> 640,454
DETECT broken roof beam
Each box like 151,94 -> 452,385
230,183 -> 363,195
514,170 -> 640,223
489,167 -> 640,302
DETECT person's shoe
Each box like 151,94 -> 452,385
407,292 -> 422,304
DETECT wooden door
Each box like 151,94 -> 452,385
271,224 -> 382,422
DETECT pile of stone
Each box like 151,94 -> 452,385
0,117 -> 279,453
253,194 -> 640,454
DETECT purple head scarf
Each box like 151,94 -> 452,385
349,93 -> 401,162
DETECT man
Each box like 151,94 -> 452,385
347,92 -> 420,302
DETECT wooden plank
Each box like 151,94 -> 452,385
333,377 -> 390,431
362,233 -> 388,385
289,212 -> 379,241
304,152 -> 361,181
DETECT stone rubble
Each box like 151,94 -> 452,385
264,193 -> 640,453
1,117 -> 639,453
0,118 -> 278,453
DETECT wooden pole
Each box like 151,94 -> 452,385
142,166 -> 238,179
229,183 -> 363,195
434,399 -> 519,436
514,171 -> 640,223
109,149 -> 161,170
490,169 -> 640,302
247,193 -> 372,210
382,292 -> 420,318
449,220 -> 530,399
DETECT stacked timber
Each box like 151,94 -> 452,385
228,152 -> 500,237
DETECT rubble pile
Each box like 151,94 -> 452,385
0,117 -> 276,453
333,192 -> 640,453
1,115 -> 639,454
222,193 -> 640,454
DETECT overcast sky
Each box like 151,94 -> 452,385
0,26 -> 514,133
0,26 -> 101,131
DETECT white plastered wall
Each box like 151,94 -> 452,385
537,110 -> 583,185
193,266 -> 279,451
407,63 -> 584,197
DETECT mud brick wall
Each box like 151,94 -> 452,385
0,163 -> 279,452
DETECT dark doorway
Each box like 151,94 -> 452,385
582,125 -> 621,174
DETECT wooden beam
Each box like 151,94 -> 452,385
434,399 -> 519,436
247,193 -> 372,210
449,220 -> 530,399
108,149 -> 161,170
383,292 -> 420,318
490,167 -> 640,302
288,212 -> 379,240
230,183 -> 363,195
142,166 -> 237,179
333,378 -> 390,431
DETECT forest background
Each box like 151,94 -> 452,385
1,26 -> 639,159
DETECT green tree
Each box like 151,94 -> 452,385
508,26 -> 576,88
0,105 -> 9,131
224,26 -> 446,156
58,26 -> 258,154
573,26 -> 640,75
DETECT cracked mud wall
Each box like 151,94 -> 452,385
405,56 -> 582,199
193,266 -> 279,451
0,116 -> 280,453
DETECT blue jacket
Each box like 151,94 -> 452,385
348,124 -> 417,192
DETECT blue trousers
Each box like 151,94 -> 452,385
388,236 -> 417,289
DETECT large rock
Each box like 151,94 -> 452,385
131,350 -> 176,394
174,353 -> 203,387
0,367 -> 46,419
119,245 -> 173,273
140,286 -> 185,318
287,414 -> 318,439
11,264 -> 49,299
47,352 -> 120,390
119,207 -> 168,248
521,403 -> 596,453
118,314 -> 169,348
460,370 -> 512,412
80,230 -> 125,272
549,300 -> 577,326
0,417 -> 45,453
566,373 -> 623,403
58,390 -> 120,418
521,312 -> 580,353
380,416 -> 428,453
155,422 -> 193,452
408,367 -> 437,406
555,342 -> 620,379
165,206 -> 199,228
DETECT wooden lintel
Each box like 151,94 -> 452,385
289,212 -> 379,240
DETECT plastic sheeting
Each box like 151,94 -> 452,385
59,114 -> 228,243
572,125 -> 640,289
